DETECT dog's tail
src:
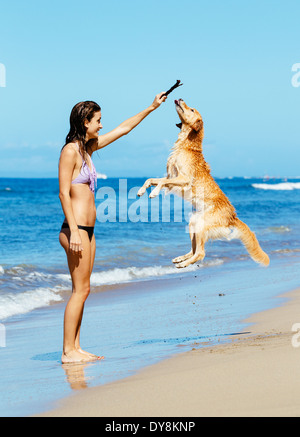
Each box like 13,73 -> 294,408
234,218 -> 270,266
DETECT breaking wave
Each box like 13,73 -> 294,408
0,286 -> 64,321
0,259 -> 224,321
58,259 -> 224,287
252,182 -> 300,191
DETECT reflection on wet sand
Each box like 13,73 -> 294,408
62,362 -> 99,390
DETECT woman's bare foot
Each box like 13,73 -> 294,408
61,349 -> 99,364
77,347 -> 104,361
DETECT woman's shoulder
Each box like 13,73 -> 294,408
61,142 -> 78,157
59,143 -> 80,167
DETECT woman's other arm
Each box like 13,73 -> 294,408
58,146 -> 83,252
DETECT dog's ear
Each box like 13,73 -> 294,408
192,119 -> 203,132
176,123 -> 182,129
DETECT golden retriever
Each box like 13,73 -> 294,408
137,99 -> 269,268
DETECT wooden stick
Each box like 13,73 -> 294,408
161,80 -> 183,98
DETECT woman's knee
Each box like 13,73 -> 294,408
73,284 -> 90,302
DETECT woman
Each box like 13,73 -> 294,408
59,92 -> 167,364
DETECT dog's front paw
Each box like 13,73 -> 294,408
137,187 -> 146,197
149,186 -> 160,198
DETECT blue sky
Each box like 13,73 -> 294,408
0,0 -> 299,178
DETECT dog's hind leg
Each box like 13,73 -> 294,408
172,250 -> 193,264
175,231 -> 205,268
173,213 -> 206,268
172,216 -> 196,263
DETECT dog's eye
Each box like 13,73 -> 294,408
191,109 -> 194,112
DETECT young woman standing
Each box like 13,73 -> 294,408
59,92 -> 167,364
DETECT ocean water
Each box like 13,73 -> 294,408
0,176 -> 300,416
0,176 -> 299,321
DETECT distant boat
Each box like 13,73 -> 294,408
263,175 -> 276,182
97,172 -> 107,180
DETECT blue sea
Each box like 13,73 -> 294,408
0,176 -> 300,416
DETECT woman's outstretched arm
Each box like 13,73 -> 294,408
95,92 -> 167,151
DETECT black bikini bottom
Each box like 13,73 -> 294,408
61,222 -> 94,241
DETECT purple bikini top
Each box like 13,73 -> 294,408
71,144 -> 97,193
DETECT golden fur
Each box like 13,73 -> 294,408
138,99 -> 270,268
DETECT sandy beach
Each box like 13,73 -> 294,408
38,287 -> 300,417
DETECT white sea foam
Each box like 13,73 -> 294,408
97,172 -> 107,179
252,182 -> 300,191
0,260 -> 224,320
58,260 -> 224,287
268,226 -> 291,233
5,267 -> 56,285
90,265 -> 193,286
0,286 -> 64,321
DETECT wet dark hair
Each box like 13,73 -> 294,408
63,100 -> 101,160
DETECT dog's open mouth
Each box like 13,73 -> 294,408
175,100 -> 183,128
175,99 -> 184,112
175,100 -> 183,129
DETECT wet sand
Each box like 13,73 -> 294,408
39,287 -> 300,417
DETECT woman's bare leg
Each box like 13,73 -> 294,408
59,229 -> 98,363
74,234 -> 95,349
74,235 -> 103,360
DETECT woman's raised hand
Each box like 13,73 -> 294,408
151,92 -> 167,110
